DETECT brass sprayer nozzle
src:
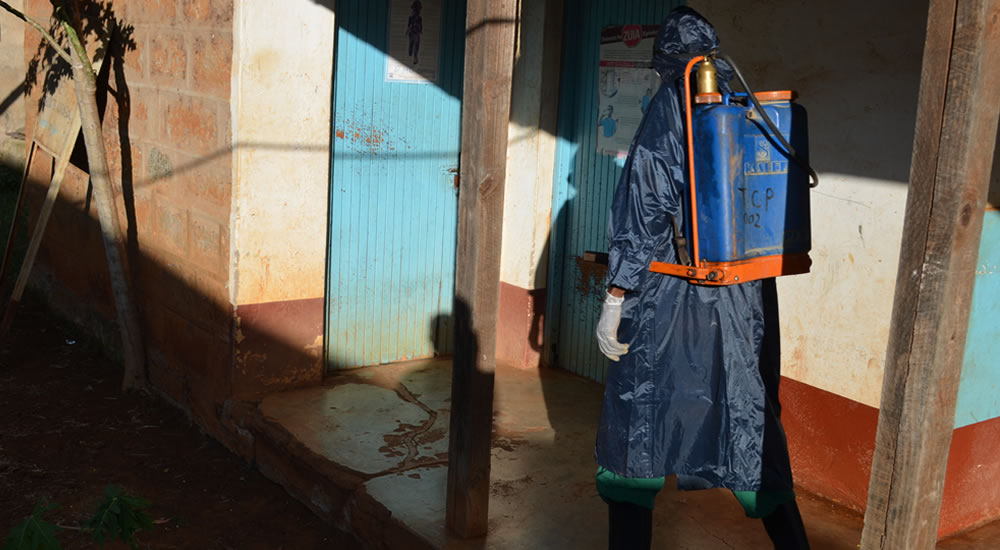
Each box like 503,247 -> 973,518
696,56 -> 718,95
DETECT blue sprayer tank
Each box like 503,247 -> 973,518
649,55 -> 813,285
692,91 -> 811,263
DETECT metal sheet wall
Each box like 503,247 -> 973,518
956,210 -> 1000,428
547,0 -> 683,382
327,0 -> 465,368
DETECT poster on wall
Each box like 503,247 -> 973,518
597,25 -> 661,158
386,0 -> 442,83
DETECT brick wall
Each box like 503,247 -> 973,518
22,0 -> 236,440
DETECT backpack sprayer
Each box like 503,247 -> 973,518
650,54 -> 817,285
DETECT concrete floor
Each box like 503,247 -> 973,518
257,359 -> 999,549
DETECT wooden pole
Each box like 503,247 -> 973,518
861,1 -> 1000,548
446,0 -> 518,539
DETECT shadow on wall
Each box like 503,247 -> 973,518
544,0 -> 939,381
4,1 -> 353,446
0,81 -> 25,121
307,0 -> 551,132
691,0 -> 930,184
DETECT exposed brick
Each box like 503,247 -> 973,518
101,102 -> 128,191
176,149 -> 232,218
122,0 -> 176,25
144,303 -> 232,418
104,132 -> 124,189
191,31 -> 232,99
41,212 -> 115,319
43,195 -> 93,250
181,0 -> 233,26
22,0 -> 243,452
130,188 -> 155,244
162,93 -> 220,154
185,262 -> 231,313
55,163 -> 93,208
100,137 -> 147,214
121,25 -> 149,82
125,139 -> 147,191
219,109 -> 231,147
143,145 -> 173,186
24,0 -> 50,20
141,145 -> 231,220
189,211 -> 227,278
135,252 -> 231,339
130,86 -> 159,140
150,31 -> 188,85
147,347 -> 187,408
159,305 -> 231,387
152,193 -> 189,256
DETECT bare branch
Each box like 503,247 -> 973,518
0,0 -> 72,64
53,1 -> 96,84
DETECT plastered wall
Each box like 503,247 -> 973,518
0,0 -> 24,144
231,0 -> 335,306
499,0 -> 561,291
689,0 -> 929,407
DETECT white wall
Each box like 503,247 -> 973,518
499,0 -> 561,291
688,0 -> 929,406
231,0 -> 335,305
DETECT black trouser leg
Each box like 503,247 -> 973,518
607,499 -> 653,550
761,499 -> 810,550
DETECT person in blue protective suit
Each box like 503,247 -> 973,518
593,8 -> 810,550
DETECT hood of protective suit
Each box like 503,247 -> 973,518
653,7 -> 725,82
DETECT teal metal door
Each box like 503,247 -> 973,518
327,0 -> 465,368
547,1 -> 682,382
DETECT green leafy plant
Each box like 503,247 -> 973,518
85,485 -> 152,549
3,486 -> 152,550
1,504 -> 62,550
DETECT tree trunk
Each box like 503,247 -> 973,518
66,37 -> 146,392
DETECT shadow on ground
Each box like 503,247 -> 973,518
0,296 -> 364,549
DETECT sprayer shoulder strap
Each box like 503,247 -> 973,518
672,214 -> 692,267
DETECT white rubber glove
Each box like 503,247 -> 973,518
595,291 -> 629,361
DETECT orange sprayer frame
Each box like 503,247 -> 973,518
648,56 -> 811,286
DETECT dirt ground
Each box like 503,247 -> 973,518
0,297 -> 364,550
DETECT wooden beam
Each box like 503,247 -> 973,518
861,1 -> 1000,548
446,0 -> 518,539
0,104 -> 82,338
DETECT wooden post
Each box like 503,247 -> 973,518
446,0 -> 518,539
861,1 -> 1000,548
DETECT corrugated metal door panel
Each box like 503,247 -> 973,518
328,0 -> 464,369
547,1 -> 684,383
956,211 -> 1000,428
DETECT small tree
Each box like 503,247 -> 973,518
0,0 -> 145,391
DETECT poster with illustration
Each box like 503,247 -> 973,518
387,0 -> 442,83
597,25 -> 661,158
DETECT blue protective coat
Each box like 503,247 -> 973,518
596,7 -> 794,493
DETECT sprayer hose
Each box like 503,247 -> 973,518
720,54 -> 819,188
